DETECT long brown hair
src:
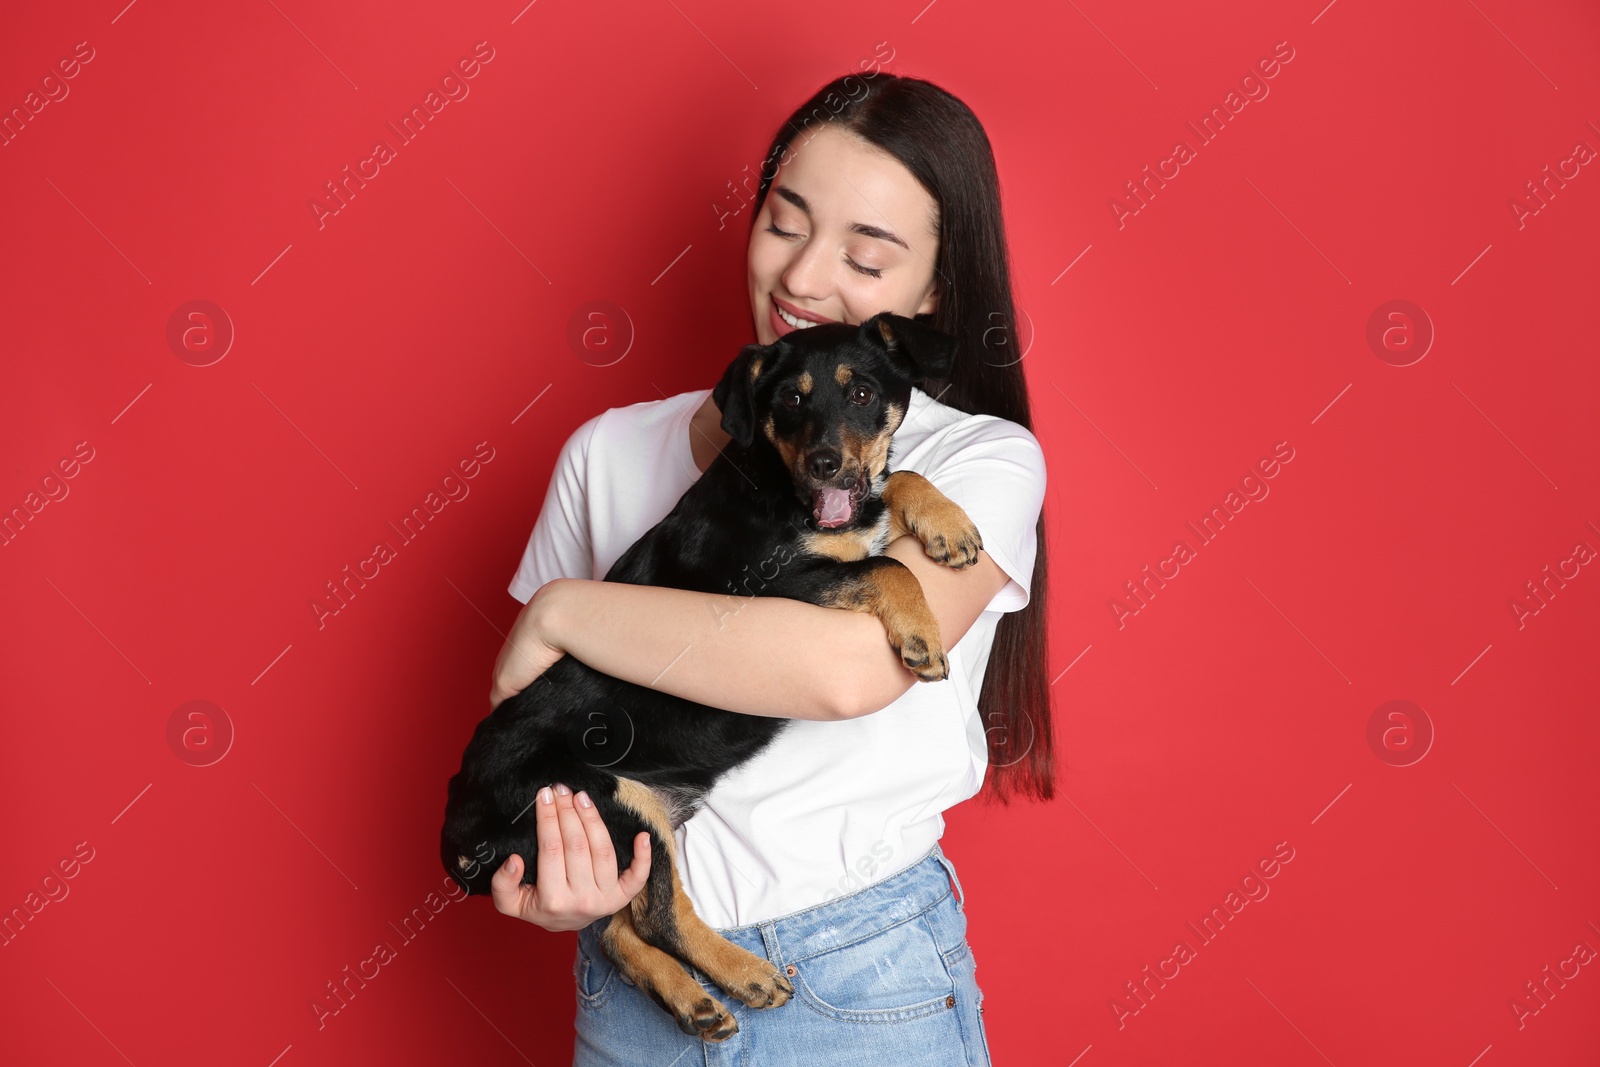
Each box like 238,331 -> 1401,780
749,73 -> 1056,804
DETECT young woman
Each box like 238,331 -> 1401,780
484,72 -> 1053,1066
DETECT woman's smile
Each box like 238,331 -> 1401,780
770,295 -> 839,337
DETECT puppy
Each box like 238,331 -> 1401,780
441,312 -> 983,1040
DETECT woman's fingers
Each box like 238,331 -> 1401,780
532,785 -> 569,899
486,786 -> 653,928
572,790 -> 619,885
490,852 -> 531,918
570,790 -> 650,903
550,785 -> 595,889
618,831 -> 652,899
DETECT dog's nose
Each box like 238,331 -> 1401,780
807,451 -> 842,479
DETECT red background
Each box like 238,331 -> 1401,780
2,1 -> 1597,1064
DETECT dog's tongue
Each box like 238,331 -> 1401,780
813,486 -> 854,528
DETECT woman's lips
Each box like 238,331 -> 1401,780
769,298 -> 794,338
769,296 -> 834,338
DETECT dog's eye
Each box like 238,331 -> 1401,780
780,389 -> 802,409
849,384 -> 875,405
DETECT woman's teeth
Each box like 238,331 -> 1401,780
777,304 -> 821,330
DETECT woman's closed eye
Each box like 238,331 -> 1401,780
765,223 -> 884,278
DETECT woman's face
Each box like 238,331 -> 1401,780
747,124 -> 940,345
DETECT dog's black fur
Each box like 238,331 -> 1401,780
439,312 -> 979,1036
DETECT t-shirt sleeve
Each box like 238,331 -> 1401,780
507,412 -> 604,604
921,418 -> 1047,614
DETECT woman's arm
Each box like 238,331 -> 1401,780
515,536 -> 1012,721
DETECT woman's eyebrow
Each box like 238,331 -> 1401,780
773,184 -> 910,251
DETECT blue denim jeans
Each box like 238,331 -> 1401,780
571,841 -> 993,1066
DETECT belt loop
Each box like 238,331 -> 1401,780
932,842 -> 965,908
759,921 -> 783,965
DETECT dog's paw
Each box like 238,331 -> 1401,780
736,968 -> 794,1010
675,994 -> 739,1042
697,940 -> 794,1011
919,511 -> 983,570
896,631 -> 950,683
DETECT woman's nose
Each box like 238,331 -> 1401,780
779,239 -> 833,303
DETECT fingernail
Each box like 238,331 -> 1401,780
554,783 -> 571,796
576,790 -> 592,808
539,786 -> 553,805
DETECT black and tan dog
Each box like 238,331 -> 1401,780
440,312 -> 983,1041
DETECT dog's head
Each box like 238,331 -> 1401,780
438,755 -> 544,895
440,766 -> 532,896
711,312 -> 958,529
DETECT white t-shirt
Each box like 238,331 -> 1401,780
508,384 -> 1046,929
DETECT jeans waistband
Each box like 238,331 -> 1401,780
711,841 -> 966,964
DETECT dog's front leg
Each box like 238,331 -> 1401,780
811,556 -> 951,682
882,469 -> 983,569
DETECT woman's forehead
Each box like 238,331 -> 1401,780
771,126 -> 939,239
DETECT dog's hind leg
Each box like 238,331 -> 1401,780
600,905 -> 741,1041
606,779 -> 794,1027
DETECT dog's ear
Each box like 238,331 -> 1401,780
712,343 -> 767,449
862,312 -> 959,382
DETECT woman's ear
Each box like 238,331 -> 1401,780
862,312 -> 958,382
712,343 -> 767,449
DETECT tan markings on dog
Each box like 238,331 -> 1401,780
839,428 -> 872,475
765,413 -> 800,472
818,564 -> 949,681
609,778 -> 793,1033
834,364 -> 852,386
881,469 -> 984,569
799,525 -> 879,562
797,370 -> 812,394
864,434 -> 891,478
601,907 -> 739,1041
848,403 -> 902,479
876,317 -> 897,348
750,356 -> 763,382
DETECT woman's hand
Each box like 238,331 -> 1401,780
490,782 -> 652,932
490,580 -> 570,711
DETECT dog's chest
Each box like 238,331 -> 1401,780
797,513 -> 892,562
